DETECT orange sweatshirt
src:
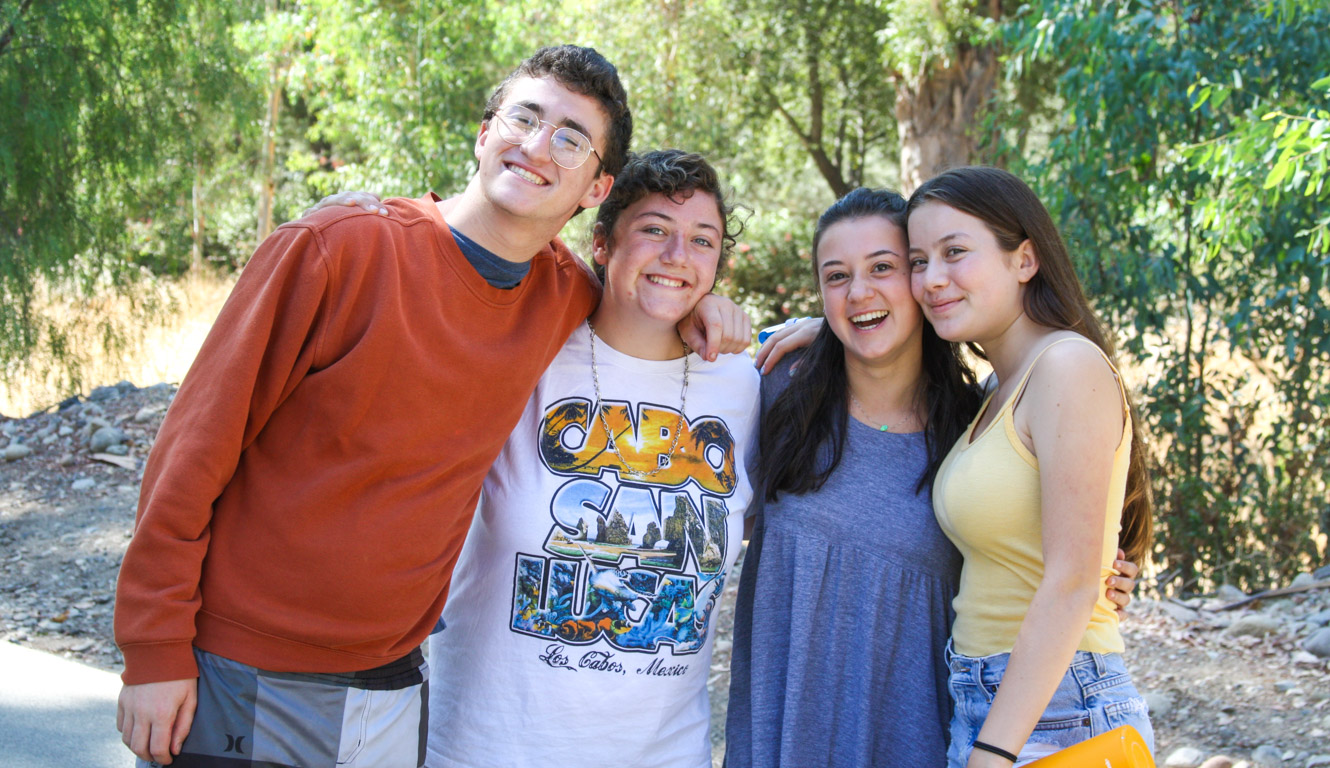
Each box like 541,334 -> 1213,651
114,194 -> 598,684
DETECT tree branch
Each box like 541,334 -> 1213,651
804,25 -> 823,145
0,0 -> 36,58
764,84 -> 810,144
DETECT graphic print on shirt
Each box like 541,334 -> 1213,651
512,396 -> 739,658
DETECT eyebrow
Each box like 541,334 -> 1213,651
909,234 -> 973,254
907,232 -> 965,253
514,101 -> 593,139
819,248 -> 901,266
636,210 -> 721,234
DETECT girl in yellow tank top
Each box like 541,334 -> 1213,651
906,167 -> 1154,767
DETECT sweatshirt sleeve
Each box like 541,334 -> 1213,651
114,223 -> 333,685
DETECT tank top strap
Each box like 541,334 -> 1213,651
1007,336 -> 1129,422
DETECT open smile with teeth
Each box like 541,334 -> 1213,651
647,275 -> 687,289
506,164 -> 548,186
850,310 -> 888,330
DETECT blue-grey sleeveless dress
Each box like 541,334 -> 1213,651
725,359 -> 961,768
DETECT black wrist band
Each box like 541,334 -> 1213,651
972,740 -> 1019,763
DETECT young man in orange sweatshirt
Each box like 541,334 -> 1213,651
113,45 -> 748,767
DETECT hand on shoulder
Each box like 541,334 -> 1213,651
301,190 -> 387,219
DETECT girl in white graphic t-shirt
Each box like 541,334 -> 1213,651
426,149 -> 760,768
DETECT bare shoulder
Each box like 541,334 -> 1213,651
1023,333 -> 1122,411
1032,333 -> 1116,380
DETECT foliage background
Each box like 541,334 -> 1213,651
1,0 -> 1326,591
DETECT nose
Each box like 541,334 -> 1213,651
660,232 -> 686,264
520,123 -> 556,164
917,258 -> 947,291
847,272 -> 874,303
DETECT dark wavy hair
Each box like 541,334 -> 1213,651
907,166 -> 1153,563
592,149 -> 741,283
484,45 -> 633,180
760,188 -> 981,500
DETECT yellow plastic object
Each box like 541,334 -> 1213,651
1025,725 -> 1155,767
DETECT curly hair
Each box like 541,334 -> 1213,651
591,149 -> 742,282
484,45 -> 633,180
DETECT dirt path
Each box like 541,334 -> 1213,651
3,383 -> 1327,767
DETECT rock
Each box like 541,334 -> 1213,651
1200,758 -> 1237,768
133,407 -> 159,423
57,453 -> 76,467
104,443 -> 130,456
1218,583 -> 1248,602
1307,609 -> 1330,627
1306,755 -> 1330,767
1314,564 -> 1330,580
70,478 -> 95,492
3,443 -> 32,461
87,385 -> 120,402
1304,627 -> 1330,658
88,426 -> 126,453
1167,747 -> 1206,768
1274,680 -> 1301,693
1161,601 -> 1202,623
1292,650 -> 1322,665
1292,572 -> 1317,588
1253,745 -> 1284,766
1144,690 -> 1175,718
1226,614 -> 1282,638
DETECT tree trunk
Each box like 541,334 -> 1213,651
191,157 -> 205,269
255,0 -> 283,248
255,67 -> 281,247
895,43 -> 1000,193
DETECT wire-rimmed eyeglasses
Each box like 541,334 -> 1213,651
492,104 -> 602,171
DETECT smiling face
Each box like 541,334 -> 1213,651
907,201 -> 1038,344
592,190 -> 723,341
816,215 -> 924,368
473,76 -> 615,226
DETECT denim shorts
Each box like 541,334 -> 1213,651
944,639 -> 1153,767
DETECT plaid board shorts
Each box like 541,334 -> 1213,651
141,647 -> 428,768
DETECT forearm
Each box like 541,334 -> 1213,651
969,580 -> 1100,765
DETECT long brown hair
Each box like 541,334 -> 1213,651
907,166 -> 1153,564
761,188 -> 981,499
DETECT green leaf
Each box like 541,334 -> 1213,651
1191,85 -> 1212,111
1264,158 -> 1290,190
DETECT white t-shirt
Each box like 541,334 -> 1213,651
426,323 -> 760,768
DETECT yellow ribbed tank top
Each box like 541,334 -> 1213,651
933,337 -> 1130,657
